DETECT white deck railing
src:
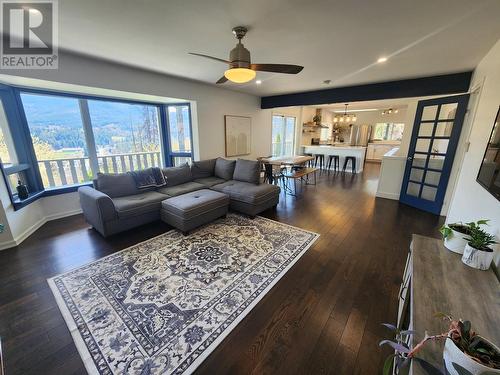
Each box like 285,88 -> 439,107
37,151 -> 162,187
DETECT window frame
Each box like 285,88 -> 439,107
163,103 -> 194,166
373,122 -> 405,142
0,84 -> 194,210
271,114 -> 296,157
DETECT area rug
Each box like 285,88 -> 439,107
48,214 -> 319,374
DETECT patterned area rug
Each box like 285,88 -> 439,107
48,214 -> 318,374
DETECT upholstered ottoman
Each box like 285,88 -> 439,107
160,189 -> 229,234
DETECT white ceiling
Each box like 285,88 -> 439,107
58,0 -> 500,96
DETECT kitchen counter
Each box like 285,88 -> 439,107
301,145 -> 367,173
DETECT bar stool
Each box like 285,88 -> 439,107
313,154 -> 325,170
327,155 -> 340,172
342,156 -> 356,174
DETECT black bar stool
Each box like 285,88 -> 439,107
342,156 -> 356,174
327,155 -> 339,172
313,154 -> 324,170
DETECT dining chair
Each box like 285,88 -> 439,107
263,163 -> 285,186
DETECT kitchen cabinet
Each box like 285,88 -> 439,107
366,143 -> 398,161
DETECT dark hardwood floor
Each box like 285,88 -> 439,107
0,163 -> 443,375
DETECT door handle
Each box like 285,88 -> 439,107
407,156 -> 413,161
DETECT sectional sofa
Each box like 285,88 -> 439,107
78,158 -> 280,237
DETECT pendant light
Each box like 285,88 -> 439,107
334,104 -> 357,123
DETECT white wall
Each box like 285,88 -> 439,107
0,50 -> 270,249
446,39 -> 500,267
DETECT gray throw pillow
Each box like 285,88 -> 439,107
162,163 -> 192,186
96,172 -> 139,198
191,159 -> 216,179
214,157 -> 236,180
233,159 -> 260,184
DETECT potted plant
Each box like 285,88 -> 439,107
312,114 -> 321,125
461,222 -> 498,270
380,314 -> 500,375
440,222 -> 473,254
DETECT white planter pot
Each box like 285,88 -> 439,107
444,228 -> 468,254
444,336 -> 500,375
461,244 -> 494,270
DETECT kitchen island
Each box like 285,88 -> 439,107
301,145 -> 367,173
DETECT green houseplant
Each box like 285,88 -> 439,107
461,222 -> 498,270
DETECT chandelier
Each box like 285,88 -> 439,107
381,108 -> 399,115
333,103 -> 357,123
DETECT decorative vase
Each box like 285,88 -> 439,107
461,243 -> 494,270
444,335 -> 500,375
16,180 -> 29,200
444,228 -> 468,254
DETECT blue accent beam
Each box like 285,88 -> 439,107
260,72 -> 473,109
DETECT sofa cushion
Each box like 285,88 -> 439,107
96,172 -> 139,198
191,159 -> 216,179
214,158 -> 236,180
161,189 -> 229,220
112,191 -> 167,219
129,167 -> 166,189
194,176 -> 226,188
233,159 -> 260,184
211,180 -> 280,205
157,181 -> 205,197
162,163 -> 192,186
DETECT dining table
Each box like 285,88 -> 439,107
260,155 -> 314,166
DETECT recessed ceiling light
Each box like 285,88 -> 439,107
377,57 -> 388,63
255,80 -> 262,85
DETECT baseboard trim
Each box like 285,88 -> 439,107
376,191 -> 400,200
0,209 -> 83,251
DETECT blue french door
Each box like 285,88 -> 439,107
399,94 -> 469,214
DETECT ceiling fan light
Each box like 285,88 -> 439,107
224,68 -> 256,83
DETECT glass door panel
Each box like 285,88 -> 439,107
399,94 -> 469,214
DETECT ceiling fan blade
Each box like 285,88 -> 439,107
250,63 -> 303,74
216,76 -> 228,84
189,52 -> 229,64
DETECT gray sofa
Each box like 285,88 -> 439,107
78,157 -> 280,237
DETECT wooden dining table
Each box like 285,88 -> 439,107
260,155 -> 314,166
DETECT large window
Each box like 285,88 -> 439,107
88,100 -> 163,173
272,115 -> 295,157
20,94 -> 166,188
167,104 -> 192,166
22,93 -> 91,187
0,84 -> 194,208
373,123 -> 405,141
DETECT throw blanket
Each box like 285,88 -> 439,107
128,167 -> 166,189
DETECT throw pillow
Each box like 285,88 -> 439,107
96,172 -> 139,198
162,163 -> 193,186
214,157 -> 236,180
233,158 -> 260,184
191,159 -> 216,179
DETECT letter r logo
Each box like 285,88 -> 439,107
2,1 -> 53,54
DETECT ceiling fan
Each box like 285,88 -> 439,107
189,26 -> 304,84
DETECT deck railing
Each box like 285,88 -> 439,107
37,151 -> 162,188
271,141 -> 294,157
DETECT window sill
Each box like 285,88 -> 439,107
12,182 -> 92,211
